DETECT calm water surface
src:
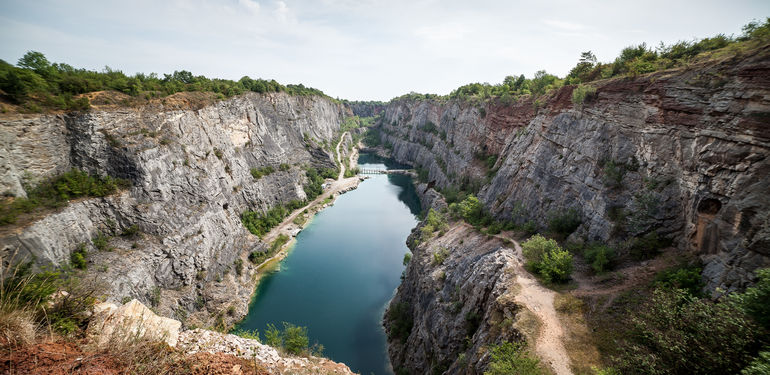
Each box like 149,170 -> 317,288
235,154 -> 420,375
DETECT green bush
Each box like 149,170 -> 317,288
484,342 -> 544,375
547,208 -> 581,236
571,84 -> 597,105
742,350 -> 770,375
282,322 -> 310,355
613,288 -> 763,375
233,258 -> 243,276
386,302 -> 413,344
601,160 -> 626,188
241,202 -> 302,238
279,163 -> 290,171
91,232 -> 112,251
449,195 -> 491,227
250,166 -> 275,179
522,234 -> 573,283
419,209 -> 448,243
0,169 -> 129,225
264,323 -> 282,347
731,267 -> 770,330
626,231 -> 669,260
70,243 -> 88,270
583,243 -> 614,273
432,247 -> 449,266
402,252 -> 412,266
654,265 -> 704,297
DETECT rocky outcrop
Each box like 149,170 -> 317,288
385,220 -> 521,374
88,299 -> 182,347
378,46 -> 770,292
0,92 -> 346,327
86,299 -> 355,374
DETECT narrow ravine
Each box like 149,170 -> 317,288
236,153 -> 420,375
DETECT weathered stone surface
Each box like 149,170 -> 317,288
179,329 -> 356,375
0,92 -> 345,327
88,299 -> 182,347
379,48 -> 770,292
385,219 -> 521,375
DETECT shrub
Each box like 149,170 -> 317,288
583,243 -> 614,273
449,195 -> 490,226
484,341 -> 544,375
522,235 -> 573,283
403,252 -> 412,266
233,259 -> 243,276
386,302 -> 413,344
432,247 -> 449,266
92,232 -> 112,251
264,323 -> 281,347
742,351 -> 770,375
601,160 -> 626,188
571,84 -> 597,105
654,265 -> 704,297
731,267 -> 770,330
250,166 -> 275,179
70,243 -> 88,269
626,231 -> 669,260
547,208 -> 581,236
613,288 -> 763,375
419,209 -> 448,243
279,163 -> 290,171
282,322 -> 309,355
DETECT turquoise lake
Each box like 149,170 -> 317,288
235,153 -> 420,375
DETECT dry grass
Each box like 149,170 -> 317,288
0,306 -> 36,347
553,293 -> 602,375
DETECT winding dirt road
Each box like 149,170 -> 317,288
505,237 -> 573,375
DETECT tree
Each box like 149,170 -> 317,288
17,51 -> 52,76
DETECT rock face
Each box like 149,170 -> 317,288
88,299 -> 182,347
378,47 -> 770,292
385,214 -> 521,374
0,92 -> 345,327
87,299 -> 355,374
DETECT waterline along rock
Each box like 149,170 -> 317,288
1,92 -> 347,328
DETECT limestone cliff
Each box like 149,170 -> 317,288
0,92 -> 346,327
378,46 -> 770,293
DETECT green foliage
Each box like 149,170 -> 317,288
731,268 -> 770,331
583,243 -> 614,273
234,328 -> 260,341
264,323 -> 282,347
70,243 -> 87,270
522,234 -> 573,283
432,247 -> 449,266
626,231 -> 669,260
362,128 -> 382,147
92,232 -> 112,251
484,341 -> 544,375
547,208 -> 582,236
601,159 -> 626,188
449,195 -> 489,227
233,258 -> 243,276
742,350 -> 770,375
241,200 -> 303,238
613,287 -> 763,375
302,167 -> 336,201
402,252 -> 412,266
250,166 -> 275,179
571,84 -> 597,105
654,265 -> 704,297
279,163 -> 290,171
282,322 -> 310,355
419,209 -> 448,243
1,169 -> 130,225
386,302 -> 413,344
0,51 -> 331,112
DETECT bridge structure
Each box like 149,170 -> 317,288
358,168 -> 413,175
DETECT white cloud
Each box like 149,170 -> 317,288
0,0 -> 767,101
238,0 -> 260,14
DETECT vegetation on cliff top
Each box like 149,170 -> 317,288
391,18 -> 770,104
0,51 -> 330,113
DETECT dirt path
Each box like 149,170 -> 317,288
503,237 -> 573,375
259,132 -> 359,257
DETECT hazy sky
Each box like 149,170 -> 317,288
1,1 -> 768,101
